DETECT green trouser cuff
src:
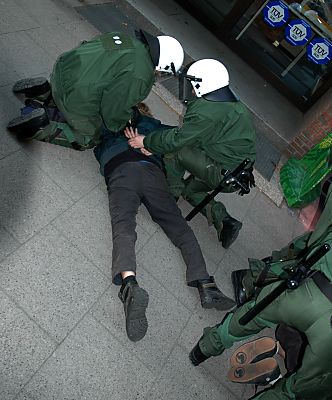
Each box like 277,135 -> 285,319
199,313 -> 254,357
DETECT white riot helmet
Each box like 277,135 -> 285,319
185,59 -> 238,102
140,30 -> 184,74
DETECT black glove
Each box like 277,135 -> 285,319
189,342 -> 210,366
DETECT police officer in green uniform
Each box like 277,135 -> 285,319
128,59 -> 256,248
189,186 -> 332,400
7,30 -> 184,150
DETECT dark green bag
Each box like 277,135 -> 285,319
280,132 -> 332,208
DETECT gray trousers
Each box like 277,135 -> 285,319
106,161 -> 210,286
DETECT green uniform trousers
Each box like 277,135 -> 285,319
32,121 -> 100,150
164,146 -> 236,230
199,277 -> 332,400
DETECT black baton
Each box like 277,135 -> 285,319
239,243 -> 330,326
185,158 -> 251,221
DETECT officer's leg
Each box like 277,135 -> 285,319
178,146 -> 242,248
163,152 -> 187,198
141,163 -> 236,310
7,111 -> 96,150
12,77 -> 51,100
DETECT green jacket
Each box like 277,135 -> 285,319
144,98 -> 256,170
245,185 -> 332,295
50,32 -> 155,146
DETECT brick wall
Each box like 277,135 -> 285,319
284,88 -> 332,159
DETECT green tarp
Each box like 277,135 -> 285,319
280,132 -> 332,208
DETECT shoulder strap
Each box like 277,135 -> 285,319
312,271 -> 332,302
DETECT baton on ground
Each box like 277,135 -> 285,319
239,243 -> 331,326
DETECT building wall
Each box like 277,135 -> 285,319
284,87 -> 332,159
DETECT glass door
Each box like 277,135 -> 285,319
224,0 -> 332,110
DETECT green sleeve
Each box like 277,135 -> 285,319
143,110 -> 213,154
101,77 -> 153,132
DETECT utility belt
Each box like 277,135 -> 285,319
220,160 -> 255,197
256,258 -> 332,303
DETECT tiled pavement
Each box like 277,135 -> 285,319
0,1 -> 307,399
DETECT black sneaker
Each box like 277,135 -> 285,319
7,108 -> 49,139
197,276 -> 236,311
118,281 -> 149,342
219,217 -> 242,249
13,77 -> 51,98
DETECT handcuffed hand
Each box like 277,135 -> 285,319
128,134 -> 145,149
124,126 -> 138,139
140,148 -> 153,156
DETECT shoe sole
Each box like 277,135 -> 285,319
230,337 -> 277,366
227,357 -> 280,385
13,77 -> 50,97
126,286 -> 149,342
7,108 -> 46,128
201,296 -> 236,311
221,222 -> 242,249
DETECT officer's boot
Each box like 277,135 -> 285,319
13,77 -> 51,99
230,337 -> 278,366
118,278 -> 149,342
212,204 -> 242,249
197,276 -> 236,310
227,357 -> 281,386
7,108 -> 49,140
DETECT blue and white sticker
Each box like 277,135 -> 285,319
285,19 -> 312,46
263,1 -> 289,27
307,38 -> 332,64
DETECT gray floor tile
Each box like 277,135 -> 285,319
22,141 -> 103,201
61,19 -> 102,42
14,0 -> 82,25
0,58 -> 20,87
16,315 -> 154,400
177,308 -> 255,400
0,226 -> 109,342
178,200 -> 226,265
0,85 -> 22,121
137,228 -> 218,311
146,345 -> 238,400
0,151 -> 73,243
229,217 -> 278,266
144,91 -> 180,127
0,31 -> 53,79
0,290 -> 56,400
0,225 -> 20,262
53,186 -> 151,276
0,0 -> 39,34
214,250 -> 244,302
91,267 -> 191,373
247,191 -> 300,248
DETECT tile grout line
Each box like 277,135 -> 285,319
12,281 -> 112,400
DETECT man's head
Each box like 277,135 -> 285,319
140,30 -> 184,75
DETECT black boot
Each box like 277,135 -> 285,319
231,269 -> 250,306
12,77 -> 51,98
118,279 -> 149,342
197,276 -> 236,311
219,216 -> 242,249
7,108 -> 49,139
189,341 -> 210,366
